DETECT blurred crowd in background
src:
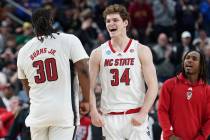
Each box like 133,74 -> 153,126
0,0 -> 210,139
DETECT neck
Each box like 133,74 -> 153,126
186,74 -> 199,84
111,34 -> 130,49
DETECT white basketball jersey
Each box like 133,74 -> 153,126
17,33 -> 88,127
99,39 -> 146,113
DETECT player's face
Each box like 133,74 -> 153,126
184,51 -> 200,75
105,13 -> 128,38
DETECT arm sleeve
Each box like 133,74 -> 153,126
69,35 -> 89,63
17,51 -> 26,79
195,86 -> 210,140
158,79 -> 174,139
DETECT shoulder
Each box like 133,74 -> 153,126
138,43 -> 151,52
164,77 -> 177,85
59,33 -> 79,40
91,41 -> 108,55
89,47 -> 101,66
162,77 -> 178,89
137,43 -> 153,60
89,42 -> 107,64
90,47 -> 101,59
99,41 -> 109,49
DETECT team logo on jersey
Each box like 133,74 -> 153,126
130,49 -> 134,53
186,87 -> 192,100
106,50 -> 111,55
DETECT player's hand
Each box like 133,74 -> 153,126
79,101 -> 89,115
90,110 -> 104,127
131,111 -> 147,126
169,134 -> 181,140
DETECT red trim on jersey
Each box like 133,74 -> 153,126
123,39 -> 132,52
108,39 -> 132,53
108,107 -> 141,115
108,40 -> 116,53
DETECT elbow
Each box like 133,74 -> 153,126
148,84 -> 159,97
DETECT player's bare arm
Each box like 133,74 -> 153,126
74,58 -> 90,115
20,79 -> 30,96
131,45 -> 158,126
74,58 -> 90,102
89,48 -> 104,127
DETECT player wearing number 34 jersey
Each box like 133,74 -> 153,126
99,39 -> 146,112
17,8 -> 90,140
89,4 -> 158,140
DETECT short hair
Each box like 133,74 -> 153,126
181,50 -> 207,83
32,8 -> 57,42
103,4 -> 131,30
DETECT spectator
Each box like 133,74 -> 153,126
170,31 -> 197,73
158,50 -> 210,140
16,22 -> 33,45
76,8 -> 99,55
175,0 -> 199,41
152,0 -> 175,41
193,29 -> 210,51
5,105 -> 30,140
0,84 -> 20,139
93,0 -> 108,31
128,0 -> 154,43
152,33 -> 174,82
59,5 -> 81,33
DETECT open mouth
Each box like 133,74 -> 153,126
186,66 -> 192,68
109,29 -> 117,32
185,65 -> 192,68
185,65 -> 193,71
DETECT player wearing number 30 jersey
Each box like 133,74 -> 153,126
17,8 -> 90,140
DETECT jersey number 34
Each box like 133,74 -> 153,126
110,68 -> 130,86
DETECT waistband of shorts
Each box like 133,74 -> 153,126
107,107 -> 141,115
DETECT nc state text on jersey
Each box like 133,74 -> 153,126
104,58 -> 135,66
30,48 -> 56,60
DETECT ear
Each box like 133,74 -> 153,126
124,20 -> 128,27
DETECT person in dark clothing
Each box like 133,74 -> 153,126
170,31 -> 197,73
5,105 -> 31,140
76,9 -> 99,56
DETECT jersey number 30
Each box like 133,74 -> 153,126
110,68 -> 130,86
33,58 -> 58,84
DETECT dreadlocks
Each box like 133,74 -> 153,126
31,8 -> 57,42
181,50 -> 207,83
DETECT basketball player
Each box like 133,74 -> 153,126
17,8 -> 90,140
158,50 -> 210,140
89,4 -> 158,140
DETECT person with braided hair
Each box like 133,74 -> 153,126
17,8 -> 90,140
